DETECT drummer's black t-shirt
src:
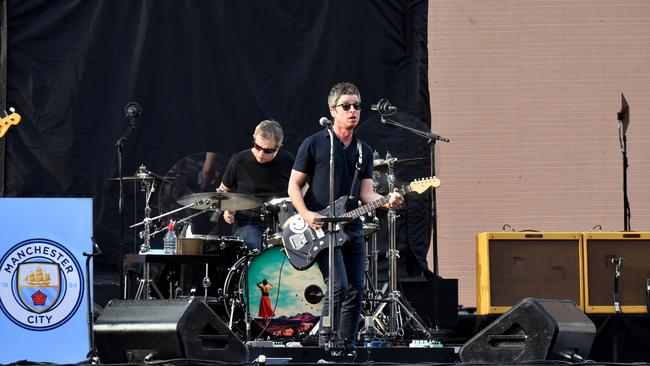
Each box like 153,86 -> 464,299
221,148 -> 294,227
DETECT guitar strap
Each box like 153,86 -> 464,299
345,139 -> 363,211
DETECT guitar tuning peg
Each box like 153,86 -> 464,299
9,107 -> 15,113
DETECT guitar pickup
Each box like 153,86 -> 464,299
314,228 -> 325,239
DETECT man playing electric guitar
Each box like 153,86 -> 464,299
287,82 -> 403,348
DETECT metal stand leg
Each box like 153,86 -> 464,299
360,230 -> 384,341
134,262 -> 164,300
384,209 -> 431,338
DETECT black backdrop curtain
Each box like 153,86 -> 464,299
1,0 -> 432,291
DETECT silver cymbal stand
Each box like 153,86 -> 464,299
370,154 -> 431,339
131,165 -> 164,300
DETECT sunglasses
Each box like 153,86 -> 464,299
253,141 -> 279,154
336,103 -> 362,111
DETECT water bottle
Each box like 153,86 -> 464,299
163,222 -> 177,254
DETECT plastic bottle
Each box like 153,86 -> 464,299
163,222 -> 177,254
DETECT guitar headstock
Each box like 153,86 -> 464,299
0,109 -> 22,138
408,176 -> 441,194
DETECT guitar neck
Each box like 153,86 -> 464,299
342,186 -> 412,219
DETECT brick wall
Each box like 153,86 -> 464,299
428,0 -> 650,307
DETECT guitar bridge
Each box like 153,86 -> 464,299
289,233 -> 308,250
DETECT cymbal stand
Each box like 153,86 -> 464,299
359,215 -> 386,342
376,108 -> 449,333
132,169 -> 164,300
366,217 -> 381,294
370,156 -> 431,339
130,199 -> 212,230
138,166 -> 155,254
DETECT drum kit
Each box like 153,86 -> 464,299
113,151 -> 431,342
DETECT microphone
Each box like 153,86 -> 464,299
371,99 -> 397,115
319,117 -> 332,127
124,102 -> 142,118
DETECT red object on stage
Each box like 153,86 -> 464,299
258,294 -> 274,318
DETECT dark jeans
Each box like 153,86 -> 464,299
233,223 -> 265,252
316,233 -> 366,343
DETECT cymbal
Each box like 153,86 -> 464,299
177,191 -> 263,211
373,157 -> 426,169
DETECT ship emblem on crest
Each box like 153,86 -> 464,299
17,263 -> 61,313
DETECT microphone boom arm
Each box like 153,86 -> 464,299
379,115 -> 449,143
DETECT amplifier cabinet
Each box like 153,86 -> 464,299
476,232 -> 584,315
583,232 -> 650,314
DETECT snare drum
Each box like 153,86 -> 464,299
200,235 -> 246,254
223,246 -> 324,338
261,197 -> 295,245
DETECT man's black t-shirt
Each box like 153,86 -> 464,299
221,148 -> 294,227
292,130 -> 373,235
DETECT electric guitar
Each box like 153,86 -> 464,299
281,177 -> 441,270
0,110 -> 21,138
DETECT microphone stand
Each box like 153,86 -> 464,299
378,113 -> 448,334
618,119 -> 630,231
320,125 -> 339,350
617,94 -> 630,231
115,114 -> 138,298
83,237 -> 102,362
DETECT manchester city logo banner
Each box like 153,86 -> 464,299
0,198 -> 91,364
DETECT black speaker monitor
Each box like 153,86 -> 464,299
94,298 -> 248,363
459,298 -> 595,363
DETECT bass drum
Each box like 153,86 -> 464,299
223,246 -> 325,340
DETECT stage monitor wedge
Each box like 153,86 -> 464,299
476,232 -> 583,315
94,298 -> 249,363
583,232 -> 650,314
459,298 -> 595,362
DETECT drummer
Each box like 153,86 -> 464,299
219,120 -> 295,251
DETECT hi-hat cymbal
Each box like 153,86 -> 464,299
105,174 -> 154,182
177,191 -> 263,211
106,175 -> 177,182
373,158 -> 397,167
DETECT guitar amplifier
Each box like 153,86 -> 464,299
476,232 -> 584,315
583,232 -> 650,314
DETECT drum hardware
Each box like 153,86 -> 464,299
261,197 -> 295,246
131,190 -> 240,241
128,173 -> 223,299
134,262 -> 164,300
376,109 -> 449,334
130,165 -> 165,300
364,154 -> 432,340
222,252 -> 255,341
177,191 -> 263,212
202,263 -> 212,300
